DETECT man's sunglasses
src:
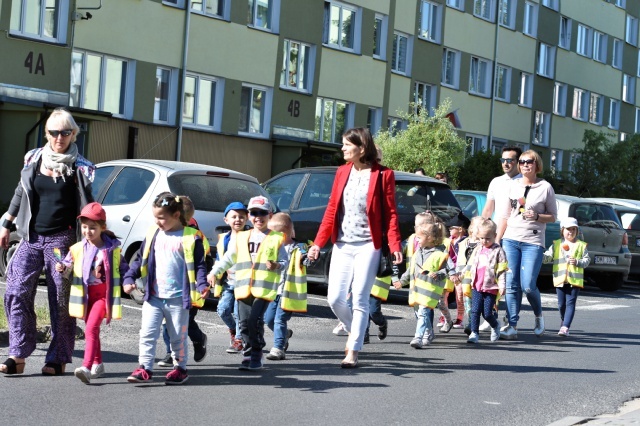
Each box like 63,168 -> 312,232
48,129 -> 73,137
499,158 -> 516,164
518,159 -> 536,165
249,210 -> 269,217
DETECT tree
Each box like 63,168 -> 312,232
567,130 -> 613,197
376,98 -> 467,182
453,148 -> 502,190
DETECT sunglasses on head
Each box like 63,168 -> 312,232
48,129 -> 73,137
499,158 -> 516,164
518,159 -> 536,165
249,210 -> 269,217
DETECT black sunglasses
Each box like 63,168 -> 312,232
499,158 -> 516,164
249,210 -> 269,217
48,129 -> 73,137
518,159 -> 536,165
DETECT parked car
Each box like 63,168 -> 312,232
262,167 -> 462,284
589,198 -> 640,280
451,191 -> 629,291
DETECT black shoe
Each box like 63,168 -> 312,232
193,333 -> 208,363
378,320 -> 388,341
363,332 -> 370,344
158,353 -> 173,368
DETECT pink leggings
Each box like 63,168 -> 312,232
454,284 -> 464,321
83,283 -> 107,369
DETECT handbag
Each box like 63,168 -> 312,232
377,169 -> 394,277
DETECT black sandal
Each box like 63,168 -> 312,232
41,362 -> 65,376
1,358 -> 26,375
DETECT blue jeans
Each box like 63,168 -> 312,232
470,289 -> 498,333
502,238 -> 544,326
366,296 -> 387,334
217,284 -> 238,335
264,295 -> 293,350
413,306 -> 433,338
556,284 -> 580,328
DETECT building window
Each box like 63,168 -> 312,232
559,16 -> 572,49
183,74 -> 223,130
239,84 -> 272,137
446,0 -> 464,11
10,0 -> 70,43
473,0 -> 495,22
635,108 -> 640,134
532,112 -> 550,147
373,14 -> 388,59
550,149 -> 563,173
495,65 -> 511,102
612,38 -> 623,69
616,0 -> 626,7
626,15 -> 638,46
387,117 -> 407,136
609,99 -> 620,129
568,152 -> 580,173
419,1 -> 442,44
637,51 -> 640,77
69,51 -> 134,118
621,132 -> 629,142
392,32 -> 412,75
523,2 -> 537,38
414,82 -> 437,115
623,74 -> 636,103
315,97 -> 350,143
164,0 -> 185,7
572,88 -> 588,121
155,67 -> 178,125
553,82 -> 567,116
323,1 -> 361,53
192,0 -> 227,18
519,72 -> 533,107
442,48 -> 460,89
593,31 -> 608,63
541,0 -> 558,11
491,139 -> 506,155
466,134 -> 488,155
498,0 -> 515,29
589,93 -> 603,125
280,39 -> 313,93
537,43 -> 555,78
248,0 -> 280,32
469,56 -> 492,97
576,24 -> 592,57
367,107 -> 382,135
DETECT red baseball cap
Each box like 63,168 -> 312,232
78,202 -> 106,222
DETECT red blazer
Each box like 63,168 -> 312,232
313,162 -> 402,253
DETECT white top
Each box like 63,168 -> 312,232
487,173 -> 522,220
338,168 -> 372,243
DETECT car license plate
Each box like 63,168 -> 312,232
594,256 -> 617,265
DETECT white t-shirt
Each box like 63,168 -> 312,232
153,229 -> 185,299
487,173 -> 522,220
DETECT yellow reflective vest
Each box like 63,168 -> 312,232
68,241 -> 123,323
234,230 -> 285,301
141,226 -> 207,308
213,232 -> 234,298
370,275 -> 392,301
408,250 -> 449,308
552,240 -> 587,287
281,245 -> 308,312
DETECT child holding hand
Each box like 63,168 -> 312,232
55,202 -> 131,384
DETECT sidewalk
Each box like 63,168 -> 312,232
550,399 -> 640,425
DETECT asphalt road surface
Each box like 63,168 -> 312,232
0,280 -> 639,426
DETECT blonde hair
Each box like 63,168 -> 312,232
520,149 -> 544,174
467,216 -> 485,238
179,195 -> 195,222
477,218 -> 497,235
269,212 -> 294,235
417,222 -> 444,246
46,108 -> 80,143
415,211 -> 438,226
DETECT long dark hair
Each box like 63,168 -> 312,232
153,192 -> 186,226
343,127 -> 378,165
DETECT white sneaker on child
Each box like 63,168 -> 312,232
490,326 -> 501,342
332,322 -> 348,336
467,332 -> 479,344
74,366 -> 91,384
410,337 -> 423,349
91,363 -> 105,379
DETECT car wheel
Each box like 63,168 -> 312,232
0,231 -> 21,278
596,273 -> 624,292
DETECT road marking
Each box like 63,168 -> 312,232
577,304 -> 629,310
483,401 -> 501,405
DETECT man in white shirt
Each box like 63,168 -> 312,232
482,146 -> 522,241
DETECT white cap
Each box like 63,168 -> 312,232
247,195 -> 272,212
560,217 -> 579,228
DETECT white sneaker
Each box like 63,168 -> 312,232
91,363 -> 105,379
500,325 -> 518,340
422,329 -> 435,346
534,316 -> 545,337
265,347 -> 286,360
490,326 -> 501,342
74,366 -> 91,384
332,322 -> 348,336
410,337 -> 423,349
440,320 -> 453,333
480,318 -> 501,332
467,332 -> 479,344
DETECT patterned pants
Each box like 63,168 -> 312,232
4,229 -> 76,363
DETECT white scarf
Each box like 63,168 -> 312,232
41,142 -> 78,181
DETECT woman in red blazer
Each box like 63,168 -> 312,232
308,128 -> 402,368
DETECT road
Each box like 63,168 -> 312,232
0,280 -> 639,426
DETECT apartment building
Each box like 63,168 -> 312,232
0,0 -> 638,204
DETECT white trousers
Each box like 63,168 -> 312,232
327,241 -> 380,351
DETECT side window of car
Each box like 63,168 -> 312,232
102,167 -> 155,206
299,173 -> 335,209
264,173 -> 303,211
91,166 -> 115,201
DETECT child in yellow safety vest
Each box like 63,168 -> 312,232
397,220 -> 455,349
207,196 -> 288,370
542,217 -> 590,337
55,202 -> 131,384
463,218 -> 508,344
456,215 -> 484,335
264,213 -> 311,361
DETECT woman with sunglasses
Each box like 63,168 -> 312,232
307,128 -> 402,368
499,150 -> 557,340
0,108 -> 95,376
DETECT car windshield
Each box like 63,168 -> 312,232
573,204 -> 622,229
395,182 -> 460,222
168,174 -> 266,212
